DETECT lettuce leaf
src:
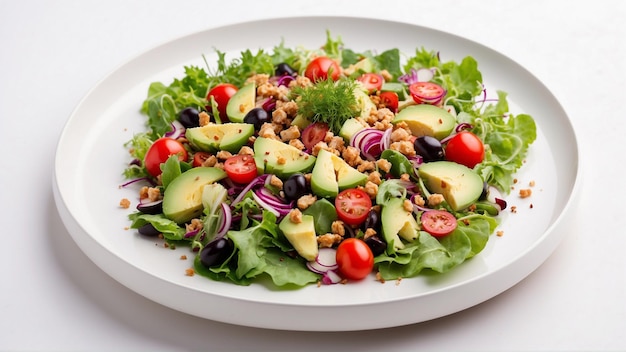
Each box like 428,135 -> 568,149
194,211 -> 319,287
375,216 -> 496,279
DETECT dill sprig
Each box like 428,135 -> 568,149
293,78 -> 360,134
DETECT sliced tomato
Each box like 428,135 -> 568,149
336,238 -> 374,281
409,82 -> 446,106
379,91 -> 399,112
334,188 -> 372,226
144,137 -> 188,177
421,210 -> 457,237
224,154 -> 258,184
304,56 -> 341,82
357,73 -> 384,93
192,151 -> 212,168
444,131 -> 485,168
301,122 -> 329,151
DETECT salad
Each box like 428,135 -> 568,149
122,32 -> 536,288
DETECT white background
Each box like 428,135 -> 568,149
1,0 -> 624,350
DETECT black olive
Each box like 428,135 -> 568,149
199,238 -> 234,268
178,107 -> 200,128
414,136 -> 444,162
138,223 -> 160,237
364,236 -> 387,257
361,209 -> 381,232
243,107 -> 270,130
275,62 -> 297,77
283,173 -> 308,200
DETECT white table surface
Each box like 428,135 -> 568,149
2,0 -> 624,350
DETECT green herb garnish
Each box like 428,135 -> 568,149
293,78 -> 360,134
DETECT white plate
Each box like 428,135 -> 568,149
53,16 -> 580,331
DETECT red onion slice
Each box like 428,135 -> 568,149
321,270 -> 343,285
215,203 -> 232,238
164,120 -> 185,139
381,127 -> 393,151
415,68 -> 435,82
315,248 -> 338,268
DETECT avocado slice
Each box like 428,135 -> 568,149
162,167 -> 227,224
418,161 -> 483,211
279,214 -> 318,261
310,149 -> 367,198
253,137 -> 316,179
338,118 -> 365,143
354,85 -> 376,119
225,82 -> 255,123
186,123 -> 254,153
290,114 -> 312,130
381,197 -> 419,250
392,104 -> 456,140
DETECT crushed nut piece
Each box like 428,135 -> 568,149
119,198 -> 131,209
519,189 -> 532,198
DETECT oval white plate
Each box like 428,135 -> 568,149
53,16 -> 580,331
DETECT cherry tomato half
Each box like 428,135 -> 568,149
207,83 -> 238,121
223,154 -> 258,184
192,151 -> 212,168
444,131 -> 485,169
421,210 -> 457,237
304,56 -> 341,82
357,73 -> 384,93
144,137 -> 188,177
379,91 -> 399,113
301,122 -> 329,151
409,82 -> 446,106
334,188 -> 372,226
336,238 -> 374,281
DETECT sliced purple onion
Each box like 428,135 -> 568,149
276,75 -> 295,87
261,97 -> 276,112
381,127 -> 393,151
164,120 -> 185,140
215,203 -> 232,239
306,261 -> 329,275
119,177 -> 155,188
455,122 -> 474,133
486,186 -> 508,211
321,270 -> 343,285
184,228 -> 200,239
252,188 -> 293,217
350,128 -> 386,160
416,68 -> 435,82
231,174 -> 270,205
398,67 -> 436,85
136,199 -> 163,214
316,248 -> 338,268
251,192 -> 281,217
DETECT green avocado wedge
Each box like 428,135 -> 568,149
162,167 -> 227,224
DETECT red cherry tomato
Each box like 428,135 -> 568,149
223,154 -> 258,184
357,73 -> 384,93
379,91 -> 399,113
207,83 -> 238,121
334,188 -> 372,226
444,131 -> 485,168
301,122 -> 329,151
421,210 -> 457,237
192,151 -> 212,168
336,238 -> 374,281
144,137 -> 188,177
304,56 -> 341,82
409,82 -> 446,106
